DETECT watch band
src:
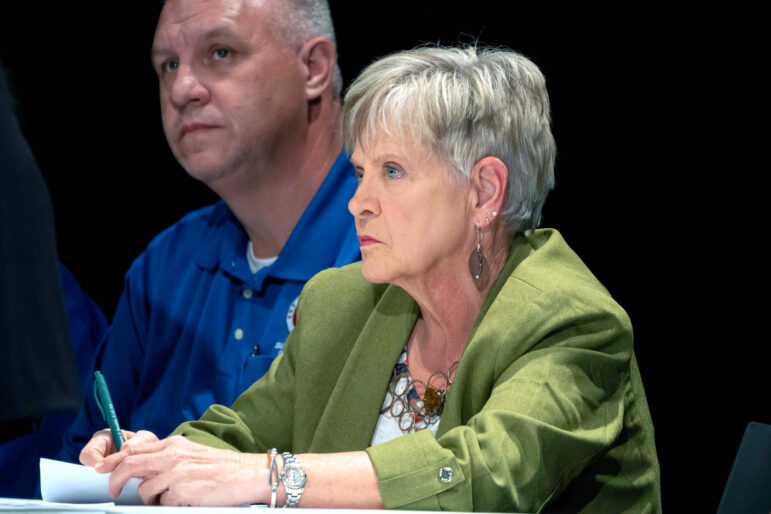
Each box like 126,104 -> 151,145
280,452 -> 306,508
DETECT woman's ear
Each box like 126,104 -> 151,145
469,156 -> 508,226
299,37 -> 336,102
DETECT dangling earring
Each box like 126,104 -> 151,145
468,224 -> 488,286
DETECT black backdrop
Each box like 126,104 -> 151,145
0,3 -> 765,511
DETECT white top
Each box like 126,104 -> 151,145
246,242 -> 278,274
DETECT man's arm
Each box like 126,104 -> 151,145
58,265 -> 149,462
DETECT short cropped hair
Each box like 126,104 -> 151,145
343,45 -> 556,235
268,0 -> 343,97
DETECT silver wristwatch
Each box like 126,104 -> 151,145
280,452 -> 306,508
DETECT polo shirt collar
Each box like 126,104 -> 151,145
194,202 -> 251,280
194,150 -> 356,287
268,150 -> 356,282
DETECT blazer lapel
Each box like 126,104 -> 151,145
309,284 -> 419,452
437,233 -> 532,437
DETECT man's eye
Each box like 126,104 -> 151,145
213,48 -> 230,60
385,166 -> 403,179
163,61 -> 179,73
352,169 -> 363,182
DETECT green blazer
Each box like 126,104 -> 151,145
173,229 -> 661,512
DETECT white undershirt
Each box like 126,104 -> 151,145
246,242 -> 278,274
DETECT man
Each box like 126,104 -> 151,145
60,0 -> 359,461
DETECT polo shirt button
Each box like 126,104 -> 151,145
234,328 -> 244,340
438,467 -> 453,483
242,289 -> 253,299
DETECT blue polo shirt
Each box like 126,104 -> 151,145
60,152 -> 359,461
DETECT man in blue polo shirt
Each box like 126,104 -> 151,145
60,0 -> 359,461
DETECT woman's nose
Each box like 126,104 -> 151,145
348,175 -> 379,219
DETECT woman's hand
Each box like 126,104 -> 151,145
100,435 -> 264,506
79,429 -> 158,467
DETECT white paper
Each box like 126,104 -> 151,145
0,497 -> 114,510
40,458 -> 143,505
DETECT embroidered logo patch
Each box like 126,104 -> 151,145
285,296 -> 299,332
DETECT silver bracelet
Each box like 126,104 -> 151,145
267,448 -> 279,508
280,452 -> 306,508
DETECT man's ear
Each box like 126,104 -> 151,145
299,37 -> 336,101
469,156 -> 508,226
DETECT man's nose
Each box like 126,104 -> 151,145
169,66 -> 210,108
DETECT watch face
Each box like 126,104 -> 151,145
283,463 -> 306,488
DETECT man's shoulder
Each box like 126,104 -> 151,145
149,201 -> 232,246
127,201 -> 236,273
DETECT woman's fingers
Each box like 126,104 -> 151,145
80,429 -> 141,468
137,471 -> 170,505
107,449 -> 168,499
159,488 -> 193,507
79,429 -> 115,467
97,430 -> 161,473
93,434 -> 256,505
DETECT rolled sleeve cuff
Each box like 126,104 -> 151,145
366,429 -> 467,510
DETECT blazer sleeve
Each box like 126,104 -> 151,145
366,285 -> 634,512
170,347 -> 296,453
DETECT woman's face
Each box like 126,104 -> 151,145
348,132 -> 473,285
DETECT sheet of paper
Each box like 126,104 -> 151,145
0,497 -> 114,510
40,458 -> 143,505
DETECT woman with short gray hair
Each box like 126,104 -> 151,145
343,45 -> 556,235
80,45 -> 661,512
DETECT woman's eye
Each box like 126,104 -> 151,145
385,166 -> 403,179
213,48 -> 230,60
352,169 -> 363,182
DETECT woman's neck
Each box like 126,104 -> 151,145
400,228 -> 511,379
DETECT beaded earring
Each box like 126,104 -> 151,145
468,211 -> 497,286
468,225 -> 487,283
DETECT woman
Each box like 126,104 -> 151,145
82,46 -> 661,512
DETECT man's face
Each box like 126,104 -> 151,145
152,0 -> 307,185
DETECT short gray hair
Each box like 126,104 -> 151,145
343,45 -> 556,235
267,0 -> 343,97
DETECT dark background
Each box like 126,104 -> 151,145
0,3 -> 764,511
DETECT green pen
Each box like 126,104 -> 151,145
93,371 -> 124,451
